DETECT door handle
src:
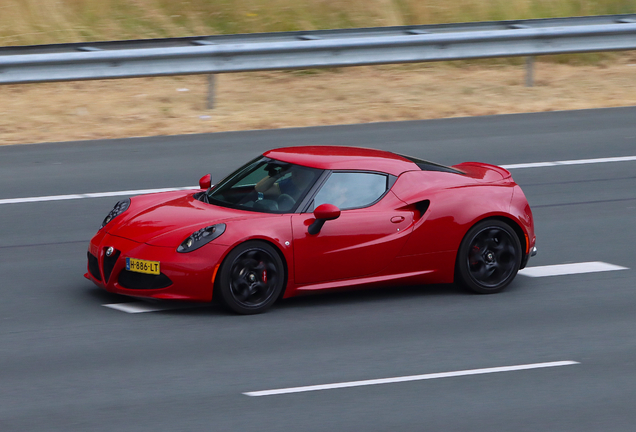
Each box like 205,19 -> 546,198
390,216 -> 405,223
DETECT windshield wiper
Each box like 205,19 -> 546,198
194,191 -> 210,203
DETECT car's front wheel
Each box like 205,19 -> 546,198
217,241 -> 285,314
456,220 -> 522,294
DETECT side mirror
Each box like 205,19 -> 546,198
199,174 -> 211,190
308,204 -> 341,235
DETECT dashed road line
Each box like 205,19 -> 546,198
2,155 -> 636,205
519,261 -> 628,278
500,155 -> 636,170
0,186 -> 197,205
103,302 -> 204,313
104,261 -> 629,313
243,361 -> 580,396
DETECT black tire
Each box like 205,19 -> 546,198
217,241 -> 285,314
455,219 -> 522,294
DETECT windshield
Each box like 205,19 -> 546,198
206,157 -> 322,213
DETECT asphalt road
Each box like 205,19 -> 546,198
1,107 -> 635,431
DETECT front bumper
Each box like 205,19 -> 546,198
85,231 -> 227,302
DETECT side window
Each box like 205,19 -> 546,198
313,172 -> 387,210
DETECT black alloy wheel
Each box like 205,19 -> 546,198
217,241 -> 285,314
456,219 -> 522,294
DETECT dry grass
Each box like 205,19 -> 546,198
1,0 -> 634,46
1,60 -> 635,145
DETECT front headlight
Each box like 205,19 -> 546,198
177,223 -> 226,253
100,199 -> 130,229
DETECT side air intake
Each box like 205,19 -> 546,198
415,200 -> 430,218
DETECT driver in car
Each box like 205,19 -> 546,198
255,166 -> 315,204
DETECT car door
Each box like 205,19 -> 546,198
291,171 -> 414,285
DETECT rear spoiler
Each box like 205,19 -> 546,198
452,162 -> 512,181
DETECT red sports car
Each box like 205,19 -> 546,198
86,146 -> 536,314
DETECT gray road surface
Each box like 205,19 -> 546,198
1,107 -> 635,431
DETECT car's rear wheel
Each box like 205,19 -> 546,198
456,220 -> 522,294
217,241 -> 285,314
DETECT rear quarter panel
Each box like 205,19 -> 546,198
510,184 -> 536,257
390,170 -> 521,283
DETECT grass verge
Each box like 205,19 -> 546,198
1,0 -> 634,46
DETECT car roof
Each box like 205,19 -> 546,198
263,146 -> 420,176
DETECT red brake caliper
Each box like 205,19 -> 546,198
470,246 -> 480,265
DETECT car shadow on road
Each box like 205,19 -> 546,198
81,281 -> 503,316
81,283 -> 228,315
277,282 -> 468,310
83,284 -> 133,304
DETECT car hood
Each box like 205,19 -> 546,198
106,190 -> 262,246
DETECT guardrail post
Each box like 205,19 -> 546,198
525,56 -> 534,87
207,74 -> 215,109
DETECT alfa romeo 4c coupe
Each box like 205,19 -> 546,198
86,146 -> 536,314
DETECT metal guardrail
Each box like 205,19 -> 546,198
0,14 -> 635,91
1,14 -> 636,85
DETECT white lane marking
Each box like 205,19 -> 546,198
519,261 -> 628,278
2,155 -> 636,205
243,360 -> 579,397
501,155 -> 636,170
103,302 -> 203,313
0,186 -> 198,205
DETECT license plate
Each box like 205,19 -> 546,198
126,257 -> 160,275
